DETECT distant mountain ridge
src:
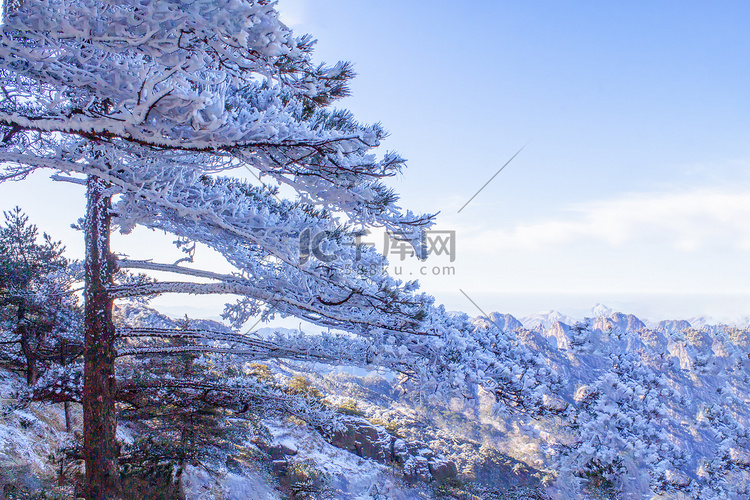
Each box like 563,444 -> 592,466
484,303 -> 750,335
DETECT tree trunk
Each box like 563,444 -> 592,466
60,340 -> 73,432
83,175 -> 122,500
64,401 -> 72,433
18,326 -> 38,386
17,303 -> 39,386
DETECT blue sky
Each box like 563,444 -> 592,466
273,0 -> 750,321
3,1 -> 750,322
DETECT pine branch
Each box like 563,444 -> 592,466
117,259 -> 244,282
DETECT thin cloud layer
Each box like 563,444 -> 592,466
466,188 -> 750,252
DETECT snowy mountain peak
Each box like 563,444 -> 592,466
486,312 -> 523,332
593,312 -> 646,334
656,319 -> 693,334
688,315 -> 715,329
521,310 -> 578,331
590,303 -> 614,317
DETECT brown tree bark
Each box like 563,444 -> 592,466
61,340 -> 73,432
83,175 -> 122,499
16,303 -> 40,386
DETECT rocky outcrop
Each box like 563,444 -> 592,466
594,312 -> 646,334
252,438 -> 299,475
325,416 -> 392,463
656,319 -> 692,335
486,312 -> 523,332
321,416 -> 457,483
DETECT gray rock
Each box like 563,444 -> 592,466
429,459 -> 458,484
326,416 -> 392,463
321,416 -> 457,484
252,438 -> 298,461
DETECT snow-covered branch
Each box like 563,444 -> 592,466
117,259 -> 244,283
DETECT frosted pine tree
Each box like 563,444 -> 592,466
0,1 -> 570,498
0,207 -> 81,388
0,1 -> 437,497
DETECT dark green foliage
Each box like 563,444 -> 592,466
581,460 -> 620,500
117,317 -> 254,484
0,465 -> 69,500
431,482 -> 550,500
120,463 -> 184,500
120,400 -> 242,473
0,207 -> 81,386
0,207 -> 66,288
278,460 -> 333,500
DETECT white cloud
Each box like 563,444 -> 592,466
464,188 -> 750,252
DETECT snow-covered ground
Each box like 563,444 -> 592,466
0,367 -> 435,499
0,370 -> 76,496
